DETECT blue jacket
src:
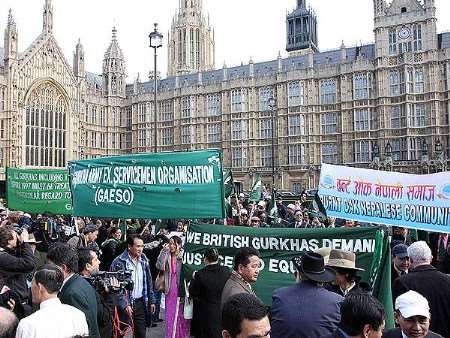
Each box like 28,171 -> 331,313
270,281 -> 343,338
110,250 -> 155,324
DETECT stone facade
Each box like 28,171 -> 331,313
0,0 -> 449,193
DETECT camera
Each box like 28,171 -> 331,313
85,270 -> 134,293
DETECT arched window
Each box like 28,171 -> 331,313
25,82 -> 67,167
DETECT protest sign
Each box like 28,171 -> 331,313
6,168 -> 72,214
183,223 -> 394,328
318,164 -> 450,232
68,150 -> 225,219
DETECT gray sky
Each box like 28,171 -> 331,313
1,0 -> 449,81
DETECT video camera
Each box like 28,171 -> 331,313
85,270 -> 134,293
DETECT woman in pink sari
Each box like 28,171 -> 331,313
156,236 -> 190,338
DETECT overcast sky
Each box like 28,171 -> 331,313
0,0 -> 449,82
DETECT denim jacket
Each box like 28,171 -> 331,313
110,250 -> 155,319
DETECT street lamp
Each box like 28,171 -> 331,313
268,97 -> 276,189
149,23 -> 163,153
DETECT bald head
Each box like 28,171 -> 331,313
0,307 -> 18,338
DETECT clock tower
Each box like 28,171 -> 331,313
373,0 -> 437,59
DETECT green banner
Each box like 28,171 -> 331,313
183,223 -> 394,328
6,168 -> 73,214
68,150 -> 225,219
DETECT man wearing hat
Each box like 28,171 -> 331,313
283,204 -> 296,227
270,252 -> 343,338
391,244 -> 410,287
383,290 -> 443,338
326,249 -> 367,297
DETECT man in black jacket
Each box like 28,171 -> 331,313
78,248 -> 116,338
47,242 -> 100,338
189,248 -> 231,338
392,241 -> 450,338
0,226 -> 35,317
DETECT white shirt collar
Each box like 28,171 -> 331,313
40,297 -> 61,310
61,273 -> 74,290
401,331 -> 408,338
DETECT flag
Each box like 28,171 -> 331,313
223,170 -> 234,198
249,175 -> 262,202
268,190 -> 279,220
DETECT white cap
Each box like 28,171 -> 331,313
24,213 -> 31,218
257,201 -> 266,207
395,291 -> 430,319
287,204 -> 296,210
239,193 -> 245,198
240,209 -> 248,215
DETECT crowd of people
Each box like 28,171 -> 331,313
0,194 -> 449,338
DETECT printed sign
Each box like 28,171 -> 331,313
69,150 -> 225,219
318,164 -> 450,232
6,168 -> 72,214
183,223 -> 394,327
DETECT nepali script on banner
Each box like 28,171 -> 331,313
183,223 -> 394,328
68,150 -> 225,219
6,168 -> 73,214
318,164 -> 450,232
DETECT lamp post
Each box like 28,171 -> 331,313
268,97 -> 276,189
149,23 -> 163,153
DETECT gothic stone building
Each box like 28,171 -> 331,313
0,0 -> 449,193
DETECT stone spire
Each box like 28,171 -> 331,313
167,0 -> 215,76
103,27 -> 126,97
4,9 -> 18,67
73,39 -> 85,78
43,0 -> 53,33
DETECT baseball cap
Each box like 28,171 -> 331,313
395,290 -> 430,319
84,223 -> 98,234
392,244 -> 409,259
240,209 -> 248,215
287,204 -> 296,210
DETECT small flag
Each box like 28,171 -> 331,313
249,175 -> 262,202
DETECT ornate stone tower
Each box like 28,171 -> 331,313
73,39 -> 85,79
167,0 -> 215,76
103,27 -> 126,97
3,9 -> 18,69
286,0 -> 318,55
42,0 -> 53,34
373,0 -> 438,59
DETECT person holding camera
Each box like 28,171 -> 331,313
111,234 -> 156,338
78,248 -> 118,338
0,225 -> 36,318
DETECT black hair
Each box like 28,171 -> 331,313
233,247 -> 260,271
170,235 -> 183,247
339,293 -> 386,336
78,248 -> 95,273
126,234 -> 143,247
108,226 -> 120,238
222,293 -> 268,338
204,248 -> 219,262
47,242 -> 78,273
0,225 -> 14,248
34,264 -> 64,294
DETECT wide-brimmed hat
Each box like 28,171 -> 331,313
326,249 -> 365,271
292,252 -> 336,283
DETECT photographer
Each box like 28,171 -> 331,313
78,248 -> 117,338
0,225 -> 36,318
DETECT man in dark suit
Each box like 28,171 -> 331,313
189,248 -> 231,338
391,244 -> 410,288
429,232 -> 450,273
383,290 -> 443,338
392,241 -> 450,338
47,243 -> 100,338
270,252 -> 343,338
